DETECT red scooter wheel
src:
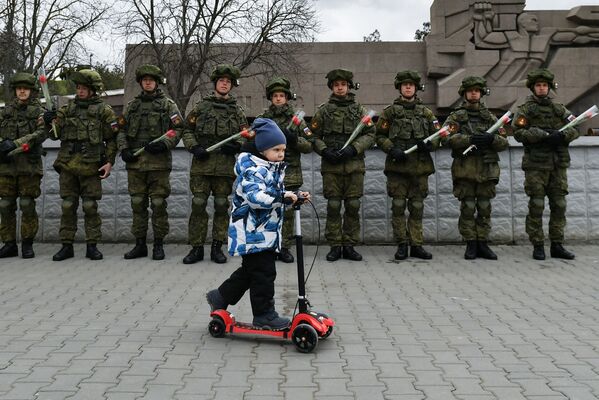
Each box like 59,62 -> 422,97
292,324 -> 318,353
208,317 -> 226,338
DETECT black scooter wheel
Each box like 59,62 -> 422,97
292,324 -> 318,353
208,317 -> 226,338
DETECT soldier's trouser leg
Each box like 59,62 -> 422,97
212,176 -> 234,243
128,170 -> 149,239
59,171 -> 80,243
547,168 -> 568,243
343,198 -> 361,245
282,185 -> 300,248
0,196 -> 17,243
148,171 -> 171,240
391,197 -> 407,244
189,176 -> 210,246
16,175 -> 41,241
407,198 -> 424,246
322,172 -> 343,246
475,197 -> 492,240
524,169 -> 550,245
459,198 -> 477,241
80,175 -> 102,243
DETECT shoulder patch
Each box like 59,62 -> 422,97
514,115 -> 528,128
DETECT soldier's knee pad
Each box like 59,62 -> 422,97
392,198 -> 407,212
408,199 -> 424,217
477,198 -> 491,213
213,196 -> 229,213
0,197 -> 17,213
345,198 -> 361,213
549,196 -> 567,212
130,195 -> 147,212
81,198 -> 97,215
529,197 -> 545,216
191,195 -> 208,211
61,197 -> 77,213
18,197 -> 36,214
327,199 -> 342,214
150,197 -> 166,209
462,198 -> 476,214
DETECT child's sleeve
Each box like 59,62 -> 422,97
240,169 -> 284,210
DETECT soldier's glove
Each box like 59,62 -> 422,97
120,148 -> 138,163
390,147 -> 407,162
470,133 -> 495,148
43,110 -> 57,125
283,128 -> 298,148
544,130 -> 565,147
336,145 -> 357,160
416,139 -> 433,153
190,145 -> 209,160
0,139 -> 17,155
0,153 -> 10,163
144,141 -> 168,154
221,141 -> 241,155
322,147 -> 342,164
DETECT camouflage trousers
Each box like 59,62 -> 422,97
322,172 -> 364,246
281,185 -> 300,248
524,168 -> 568,245
127,170 -> 171,240
387,173 -> 429,246
58,171 -> 103,243
188,175 -> 234,246
452,179 -> 497,241
0,175 -> 42,242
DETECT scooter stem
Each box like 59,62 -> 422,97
294,203 -> 308,314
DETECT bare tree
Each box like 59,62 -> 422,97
363,29 -> 381,42
118,0 -> 320,111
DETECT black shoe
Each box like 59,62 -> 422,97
343,245 -> 363,261
210,240 -> 227,264
152,238 -> 165,260
533,245 -> 546,260
0,241 -> 18,258
394,243 -> 408,260
183,246 -> 203,264
476,240 -> 497,260
464,240 -> 477,260
124,238 -> 147,259
53,243 -> 74,261
550,242 -> 575,260
277,247 -> 294,263
21,239 -> 34,259
206,289 -> 228,312
253,310 -> 291,330
86,243 -> 103,260
410,245 -> 432,260
326,246 -> 342,262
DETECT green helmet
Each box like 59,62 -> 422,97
458,76 -> 488,96
326,69 -> 357,89
265,76 -> 292,99
526,68 -> 556,90
135,64 -> 165,84
394,70 -> 424,90
71,69 -> 104,92
210,64 -> 241,86
10,72 -> 36,90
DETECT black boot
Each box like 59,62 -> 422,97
53,243 -> 74,261
183,246 -> 203,264
476,240 -> 497,260
394,243 -> 408,260
21,239 -> 34,259
550,242 -> 575,260
86,243 -> 103,260
464,240 -> 477,260
326,246 -> 342,262
124,237 -> 147,259
277,247 -> 294,263
410,245 -> 432,260
210,240 -> 227,264
343,245 -> 363,261
0,241 -> 18,258
532,244 -> 546,260
152,238 -> 165,260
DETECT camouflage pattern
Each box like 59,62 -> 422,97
58,171 -> 103,243
10,72 -> 37,90
376,96 -> 439,245
71,69 -> 104,92
188,175 -> 234,246
513,94 -> 579,245
127,170 -> 171,239
322,172 -> 364,245
135,64 -> 165,83
325,69 -> 355,89
458,76 -> 488,96
394,70 -> 422,89
265,77 -> 292,99
452,180 -> 497,241
0,175 -> 41,242
210,64 -> 241,85
526,68 -> 556,90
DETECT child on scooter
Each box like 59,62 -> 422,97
206,118 -> 310,330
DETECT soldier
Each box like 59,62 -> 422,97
311,69 -> 375,262
512,68 -> 579,260
444,76 -> 508,260
256,77 -> 313,263
49,69 -> 118,261
0,73 -> 48,259
182,64 -> 248,264
375,70 -> 439,261
117,64 -> 182,260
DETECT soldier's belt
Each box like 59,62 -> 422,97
64,141 -> 87,154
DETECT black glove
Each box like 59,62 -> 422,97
389,147 -> 407,162
190,145 -> 209,160
0,153 -> 10,163
221,141 -> 241,155
470,133 -> 495,148
144,141 -> 168,154
416,139 -> 433,153
43,110 -> 57,125
544,130 -> 565,147
120,148 -> 138,163
336,145 -> 357,160
283,129 -> 298,148
0,139 -> 17,155
322,147 -> 341,164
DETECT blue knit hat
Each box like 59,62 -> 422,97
253,118 -> 287,151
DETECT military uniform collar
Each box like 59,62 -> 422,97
528,94 -> 553,106
329,92 -> 355,105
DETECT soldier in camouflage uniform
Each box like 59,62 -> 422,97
375,70 -> 439,261
311,69 -> 375,262
182,64 -> 248,264
443,76 -> 509,260
256,77 -> 313,263
513,69 -> 579,260
0,73 -> 48,259
48,69 -> 118,261
117,65 -> 182,261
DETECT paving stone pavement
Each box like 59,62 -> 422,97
0,244 -> 598,400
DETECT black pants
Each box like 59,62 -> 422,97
218,250 -> 276,316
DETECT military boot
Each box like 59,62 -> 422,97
326,246 -> 342,262
464,240 -> 477,260
532,245 -> 546,260
86,243 -> 103,260
277,247 -> 294,263
183,246 -> 203,264
394,243 -> 408,260
53,243 -> 74,261
0,241 -> 18,258
550,242 -> 575,260
124,238 -> 147,259
210,240 -> 227,264
343,245 -> 363,261
152,238 -> 165,261
410,245 -> 432,260
476,241 -> 497,260
21,239 -> 34,259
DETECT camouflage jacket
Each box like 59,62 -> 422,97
512,95 -> 579,171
